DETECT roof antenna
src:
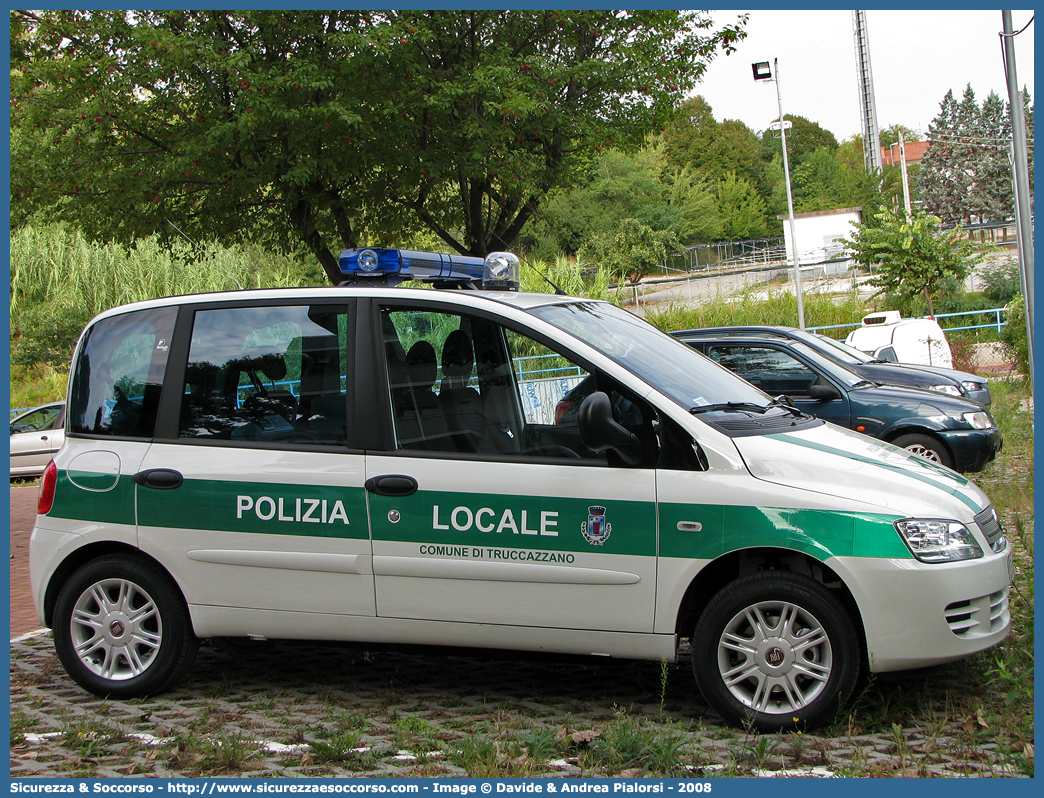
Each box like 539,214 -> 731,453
531,259 -> 568,296
490,233 -> 568,295
165,217 -> 245,290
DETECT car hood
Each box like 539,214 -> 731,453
896,362 -> 983,383
733,422 -> 990,521
855,361 -> 956,386
849,382 -> 982,416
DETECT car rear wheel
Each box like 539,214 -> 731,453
53,554 -> 199,698
892,432 -> 954,469
692,572 -> 861,732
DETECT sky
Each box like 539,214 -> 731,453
694,9 -> 1035,141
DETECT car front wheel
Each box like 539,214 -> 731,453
891,432 -> 954,469
52,554 -> 199,698
692,572 -> 861,732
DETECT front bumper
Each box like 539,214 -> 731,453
831,546 -> 1012,672
939,427 -> 1003,473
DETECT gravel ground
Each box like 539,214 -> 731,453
9,632 -> 1027,779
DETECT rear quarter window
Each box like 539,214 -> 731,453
69,306 -> 177,438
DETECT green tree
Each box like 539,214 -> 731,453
10,9 -> 747,283
665,165 -> 723,243
579,218 -> 680,284
919,89 -> 963,224
919,84 -> 1032,226
879,124 -> 922,149
844,209 -> 983,316
759,114 -> 838,167
521,146 -> 721,258
791,143 -> 884,213
715,173 -> 766,239
662,97 -> 765,190
972,91 -> 1015,222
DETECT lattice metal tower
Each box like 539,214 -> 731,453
853,10 -> 882,172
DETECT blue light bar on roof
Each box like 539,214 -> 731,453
339,248 -> 485,282
339,248 -> 520,290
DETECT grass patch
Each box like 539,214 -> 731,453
308,730 -> 367,766
644,286 -> 870,335
578,713 -> 688,776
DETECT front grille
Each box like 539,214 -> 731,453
944,587 -> 1010,637
974,505 -> 1006,552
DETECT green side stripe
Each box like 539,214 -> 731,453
766,432 -> 981,513
137,478 -> 371,540
368,490 -> 657,557
658,503 -> 910,561
47,472 -> 136,526
46,471 -> 912,561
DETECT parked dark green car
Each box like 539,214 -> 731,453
674,330 -> 1002,473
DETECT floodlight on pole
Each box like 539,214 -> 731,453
753,59 -> 805,330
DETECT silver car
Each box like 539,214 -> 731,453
10,402 -> 65,478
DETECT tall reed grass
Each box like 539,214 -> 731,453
10,224 -> 321,367
643,287 -> 871,337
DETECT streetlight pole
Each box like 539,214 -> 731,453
754,59 -> 805,330
774,59 -> 805,330
1001,11 -> 1033,387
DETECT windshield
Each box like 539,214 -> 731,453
528,302 -> 770,409
787,340 -> 870,387
812,332 -> 874,364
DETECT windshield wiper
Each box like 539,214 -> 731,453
690,402 -> 768,415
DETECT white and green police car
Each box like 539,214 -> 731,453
30,249 -> 1012,731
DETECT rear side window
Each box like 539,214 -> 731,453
178,304 -> 350,446
69,307 -> 177,437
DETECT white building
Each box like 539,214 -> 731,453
779,207 -> 862,276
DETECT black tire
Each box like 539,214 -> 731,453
692,572 -> 861,732
891,432 -> 954,469
52,554 -> 199,698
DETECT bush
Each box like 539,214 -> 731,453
979,257 -> 1023,304
1001,293 -> 1029,375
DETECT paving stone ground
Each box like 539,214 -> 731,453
10,633 -> 1025,779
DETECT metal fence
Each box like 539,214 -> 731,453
809,307 -> 1009,337
669,237 -> 786,272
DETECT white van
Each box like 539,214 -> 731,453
30,249 -> 1011,732
845,311 -> 954,368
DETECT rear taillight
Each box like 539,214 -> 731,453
554,400 -> 574,425
38,460 -> 58,515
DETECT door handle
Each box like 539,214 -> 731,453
364,474 -> 418,497
132,468 -> 184,490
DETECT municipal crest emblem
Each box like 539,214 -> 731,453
581,505 -> 611,546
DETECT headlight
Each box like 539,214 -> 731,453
931,384 -> 962,396
895,519 -> 983,562
962,380 -> 985,393
962,411 -> 995,430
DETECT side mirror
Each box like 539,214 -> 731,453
578,391 -> 643,466
809,383 -> 841,401
874,346 -> 898,363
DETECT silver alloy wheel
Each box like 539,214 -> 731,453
69,577 -> 163,681
716,599 -> 833,715
903,443 -> 943,463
